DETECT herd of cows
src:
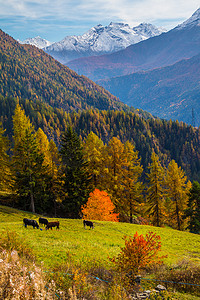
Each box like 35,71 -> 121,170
23,217 -> 94,230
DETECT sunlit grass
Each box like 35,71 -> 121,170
0,204 -> 199,271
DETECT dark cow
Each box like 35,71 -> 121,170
39,217 -> 48,226
46,221 -> 59,230
23,218 -> 39,229
83,220 -> 94,229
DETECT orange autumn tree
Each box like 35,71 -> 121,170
81,189 -> 119,221
110,231 -> 166,276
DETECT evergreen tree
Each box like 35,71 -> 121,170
122,141 -> 143,223
0,123 -> 13,192
13,128 -> 47,212
146,152 -> 165,227
12,105 -> 49,213
103,137 -> 126,210
12,103 -> 34,153
60,126 -> 92,218
82,131 -> 105,190
166,159 -> 190,230
35,128 -> 64,215
48,139 -> 65,216
184,181 -> 200,234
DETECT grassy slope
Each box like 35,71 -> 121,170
0,205 -> 199,271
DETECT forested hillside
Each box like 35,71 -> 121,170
1,96 -> 200,182
98,53 -> 200,126
0,30 -> 127,112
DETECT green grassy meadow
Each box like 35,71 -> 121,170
0,204 -> 199,271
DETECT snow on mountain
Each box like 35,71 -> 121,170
46,22 -> 166,52
19,36 -> 53,49
133,23 -> 166,38
44,22 -> 167,63
67,8 -> 200,81
175,8 -> 200,30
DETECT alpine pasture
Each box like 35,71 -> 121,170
0,204 -> 199,270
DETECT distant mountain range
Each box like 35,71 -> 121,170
67,8 -> 200,126
3,8 -> 200,127
67,8 -> 200,81
98,53 -> 200,126
19,22 -> 166,64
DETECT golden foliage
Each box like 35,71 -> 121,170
81,188 -> 119,221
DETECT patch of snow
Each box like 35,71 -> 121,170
175,8 -> 200,30
19,36 -> 53,49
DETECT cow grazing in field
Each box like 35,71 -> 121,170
39,217 -> 48,226
83,220 -> 94,229
23,218 -> 39,229
46,221 -> 59,230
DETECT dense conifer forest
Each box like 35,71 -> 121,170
0,29 -> 199,234
1,95 -> 200,182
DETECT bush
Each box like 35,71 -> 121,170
110,231 -> 166,276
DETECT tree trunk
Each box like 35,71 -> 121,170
30,192 -> 35,213
175,195 -> 181,230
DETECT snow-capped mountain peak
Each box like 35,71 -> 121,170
19,36 -> 53,49
44,22 -> 167,63
175,8 -> 200,30
133,23 -> 167,38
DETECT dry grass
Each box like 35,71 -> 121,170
0,250 -> 65,299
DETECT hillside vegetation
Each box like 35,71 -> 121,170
1,95 -> 200,182
0,205 -> 199,268
98,53 -> 200,126
0,205 -> 199,299
0,30 -> 127,112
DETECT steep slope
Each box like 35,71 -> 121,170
44,22 -> 166,64
98,53 -> 200,126
0,29 -> 128,112
67,8 -> 200,81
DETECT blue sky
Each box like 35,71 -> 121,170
0,0 -> 199,42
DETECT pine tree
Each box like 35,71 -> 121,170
146,152 -> 165,227
82,131 -> 105,189
103,137 -> 126,209
165,159 -> 190,230
122,141 -> 143,223
48,139 -> 65,216
13,128 -> 47,212
12,103 -> 34,153
184,181 -> 200,234
12,105 -> 48,213
60,126 -> 92,217
0,123 -> 13,192
35,129 -> 64,215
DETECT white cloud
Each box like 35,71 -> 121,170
0,0 -> 199,40
1,0 -> 199,23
